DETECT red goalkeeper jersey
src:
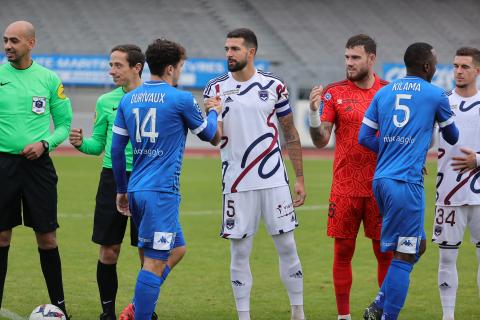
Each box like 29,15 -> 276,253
321,75 -> 388,197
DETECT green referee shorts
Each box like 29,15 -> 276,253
0,152 -> 58,233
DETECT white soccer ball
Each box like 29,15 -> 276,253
29,304 -> 66,320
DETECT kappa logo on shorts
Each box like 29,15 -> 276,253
32,96 -> 47,114
401,239 -> 413,247
398,236 -> 417,253
153,232 -> 173,250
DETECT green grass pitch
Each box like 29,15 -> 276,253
2,155 -> 478,319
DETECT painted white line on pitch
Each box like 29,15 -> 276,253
57,204 -> 328,219
0,308 -> 26,320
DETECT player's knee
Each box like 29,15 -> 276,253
439,248 -> 458,265
231,239 -> 252,261
36,232 -> 58,250
273,232 -> 298,256
0,230 -> 12,246
99,245 -> 121,264
334,238 -> 356,261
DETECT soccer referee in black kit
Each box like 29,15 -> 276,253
0,20 -> 72,316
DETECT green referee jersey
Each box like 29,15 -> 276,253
0,61 -> 73,154
78,86 -> 133,171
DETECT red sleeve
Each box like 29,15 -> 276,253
320,89 -> 336,123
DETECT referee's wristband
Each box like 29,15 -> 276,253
476,153 -> 480,167
308,109 -> 321,128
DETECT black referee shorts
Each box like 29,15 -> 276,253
0,152 -> 58,233
92,168 -> 138,246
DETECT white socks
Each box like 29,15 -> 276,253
230,237 -> 254,313
231,233 -> 304,320
438,248 -> 459,320
291,304 -> 305,320
272,232 -> 304,306
477,247 -> 480,296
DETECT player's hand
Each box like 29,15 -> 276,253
309,85 -> 324,111
116,193 -> 131,216
293,176 -> 306,207
69,128 -> 83,147
204,95 -> 222,115
20,142 -> 45,160
451,147 -> 477,173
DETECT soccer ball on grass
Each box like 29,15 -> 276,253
29,304 -> 66,320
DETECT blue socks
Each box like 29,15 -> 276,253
134,270 -> 164,320
380,259 -> 413,320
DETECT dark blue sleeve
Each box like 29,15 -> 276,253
111,106 -> 130,193
111,133 -> 129,193
358,123 -> 379,153
440,122 -> 459,145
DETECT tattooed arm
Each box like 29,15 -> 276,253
278,113 -> 306,207
309,122 -> 334,148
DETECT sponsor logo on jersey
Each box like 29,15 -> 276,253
258,90 -> 269,101
133,148 -> 164,157
226,217 -> 235,230
32,96 -> 46,114
57,84 -> 66,99
319,101 -> 324,115
153,232 -> 173,250
222,88 -> 240,96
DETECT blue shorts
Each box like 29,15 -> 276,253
373,178 -> 425,254
128,191 -> 182,258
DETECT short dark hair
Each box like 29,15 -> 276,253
227,28 -> 258,51
404,42 -> 434,70
110,44 -> 145,76
346,34 -> 376,55
145,38 -> 186,77
455,46 -> 480,66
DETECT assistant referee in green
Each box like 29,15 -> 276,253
0,20 -> 72,317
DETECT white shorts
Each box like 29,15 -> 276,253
432,205 -> 480,248
220,185 -> 297,239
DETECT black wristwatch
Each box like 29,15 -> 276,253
41,140 -> 49,152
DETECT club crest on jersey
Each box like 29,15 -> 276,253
324,93 -> 332,101
258,90 -> 269,101
226,218 -> 235,230
32,96 -> 46,114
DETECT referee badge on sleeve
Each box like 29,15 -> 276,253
32,96 -> 46,114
